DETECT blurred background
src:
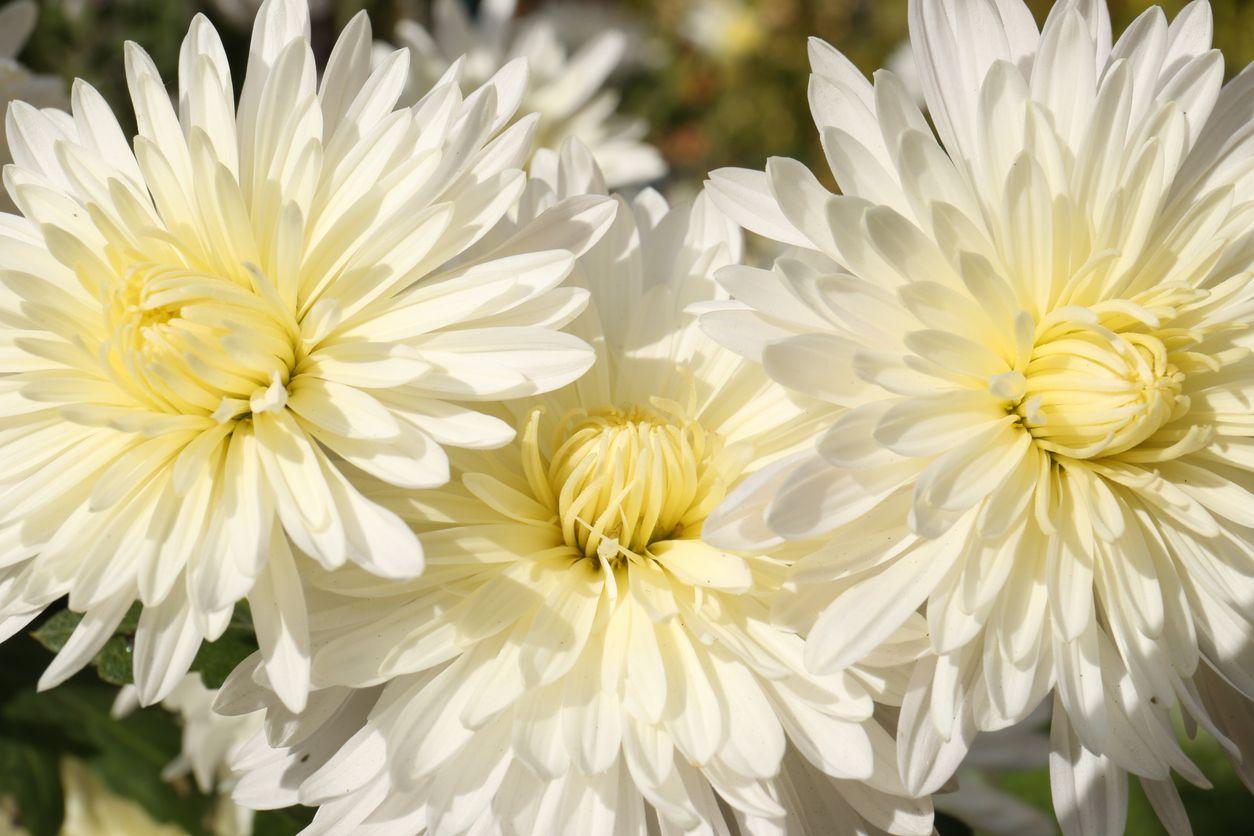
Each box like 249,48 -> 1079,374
2,1 -> 1254,834
17,1 -> 1254,185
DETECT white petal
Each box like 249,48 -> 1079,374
704,167 -> 812,248
1049,697 -> 1129,836
804,516 -> 971,673
249,529 -> 310,713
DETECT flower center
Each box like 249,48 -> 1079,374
522,403 -> 728,561
999,304 -> 1189,459
103,263 -> 298,418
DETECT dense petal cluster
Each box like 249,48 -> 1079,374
703,0 -> 1254,829
1,0 -> 1251,833
216,145 -> 934,836
388,0 -> 665,188
0,0 -> 611,713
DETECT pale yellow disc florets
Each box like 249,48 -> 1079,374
998,287 -> 1212,461
520,402 -> 730,562
102,262 -> 298,419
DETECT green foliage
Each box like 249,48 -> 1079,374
32,603 -> 258,689
0,635 -> 214,836
32,605 -> 141,686
9,605 -> 274,833
0,731 -> 63,836
0,631 -> 318,836
190,605 -> 262,689
255,807 -> 318,836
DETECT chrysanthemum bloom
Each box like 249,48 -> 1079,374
215,143 -> 935,836
0,0 -> 612,712
702,0 -> 1254,831
388,0 -> 666,189
0,0 -> 67,211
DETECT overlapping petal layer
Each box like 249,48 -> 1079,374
702,0 -> 1254,831
217,144 -> 934,836
388,0 -> 665,188
0,0 -> 610,712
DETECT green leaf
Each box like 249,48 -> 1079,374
0,635 -> 214,835
254,806 -> 317,836
192,603 -> 256,689
94,604 -> 142,686
30,609 -> 82,655
0,735 -> 64,836
30,602 -> 258,689
93,631 -> 139,686
31,605 -> 141,686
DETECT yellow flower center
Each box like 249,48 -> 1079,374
998,294 -> 1201,460
521,402 -> 730,561
102,263 -> 298,419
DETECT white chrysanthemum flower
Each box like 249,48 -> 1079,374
0,0 -> 612,713
884,41 -> 924,106
529,1 -> 659,73
0,0 -> 66,211
214,142 -> 934,836
388,0 -> 666,189
702,0 -> 1254,831
114,675 -> 263,836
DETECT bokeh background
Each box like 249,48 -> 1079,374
20,1 -> 1254,184
2,1 -> 1253,834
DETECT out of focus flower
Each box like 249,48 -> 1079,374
389,0 -> 665,188
217,142 -> 934,835
682,0 -> 764,61
0,0 -> 609,713
530,0 -> 661,71
59,758 -> 184,836
0,0 -> 66,211
885,41 -> 923,105
114,676 -> 263,836
704,0 -> 1254,832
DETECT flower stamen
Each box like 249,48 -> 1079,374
519,403 -> 728,560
